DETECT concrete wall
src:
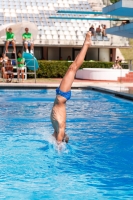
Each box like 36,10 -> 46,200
86,48 -> 110,62
44,47 -> 111,61
61,48 -> 72,60
48,47 -> 72,60
48,47 -> 59,60
116,48 -> 124,61
43,47 -> 48,60
76,68 -> 129,81
86,48 -> 99,61
34,47 -> 42,60
99,48 -> 110,61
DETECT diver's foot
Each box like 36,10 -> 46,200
84,31 -> 92,47
62,134 -> 69,143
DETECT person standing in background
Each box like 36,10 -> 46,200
17,52 -> 25,83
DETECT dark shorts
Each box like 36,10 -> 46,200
56,87 -> 71,101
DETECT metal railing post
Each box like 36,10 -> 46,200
128,60 -> 133,71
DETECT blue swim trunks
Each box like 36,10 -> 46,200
56,87 -> 71,101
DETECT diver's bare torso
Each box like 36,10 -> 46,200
50,95 -> 66,142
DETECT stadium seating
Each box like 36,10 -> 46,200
0,0 -> 129,47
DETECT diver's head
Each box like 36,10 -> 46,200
62,134 -> 69,143
52,132 -> 69,143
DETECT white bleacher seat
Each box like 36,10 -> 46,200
45,30 -> 51,34
55,26 -> 60,31
5,9 -> 9,12
64,31 -> 70,36
37,35 -> 40,40
41,35 -> 47,39
72,35 -> 77,40
103,37 -> 109,41
48,26 -> 56,31
84,23 -> 89,28
33,10 -> 39,14
4,13 -> 10,17
48,2 -> 53,6
47,35 -> 53,39
78,35 -> 84,40
66,22 -> 71,27
60,22 -> 66,27
22,10 -> 27,13
44,26 -> 50,30
58,30 -> 64,35
77,31 -> 83,35
96,35 -> 103,41
51,30 -> 58,35
64,3 -> 69,7
38,26 -> 43,30
70,31 -> 76,36
66,35 -> 72,40
48,6 -> 55,11
62,27 -> 68,31
73,26 -> 79,31
53,35 -> 58,40
91,36 -> 97,41
59,35 -> 65,40
43,7 -> 49,10
53,3 -> 58,7
78,23 -> 84,28
39,30 -> 45,35
57,3 -> 64,7
38,6 -> 44,10
68,26 -> 74,31
54,22 -> 60,27
81,27 -> 88,32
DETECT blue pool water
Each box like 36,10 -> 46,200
0,89 -> 133,200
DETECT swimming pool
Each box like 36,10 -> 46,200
0,89 -> 133,200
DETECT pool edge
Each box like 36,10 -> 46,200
0,84 -> 133,102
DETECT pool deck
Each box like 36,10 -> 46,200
1,78 -> 133,101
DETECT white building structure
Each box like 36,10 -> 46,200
0,0 -> 130,60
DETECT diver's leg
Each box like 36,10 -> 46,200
60,31 -> 92,92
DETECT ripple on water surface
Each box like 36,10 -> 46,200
0,89 -> 133,200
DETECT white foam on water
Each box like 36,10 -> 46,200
49,136 -> 69,154
41,129 -> 69,154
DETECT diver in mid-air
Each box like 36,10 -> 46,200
51,31 -> 92,143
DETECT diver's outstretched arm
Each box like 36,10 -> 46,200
60,31 -> 92,92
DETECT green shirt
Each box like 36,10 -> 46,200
22,32 -> 32,39
6,32 -> 15,41
17,57 -> 25,67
